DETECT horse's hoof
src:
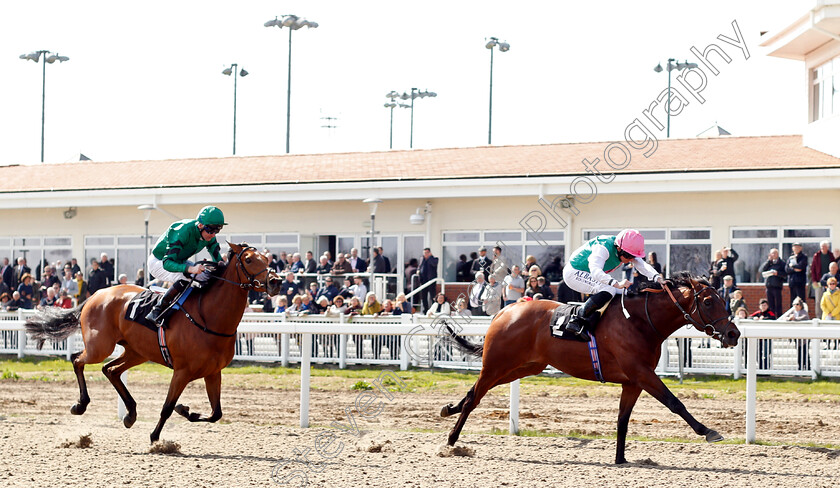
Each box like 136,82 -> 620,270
150,434 -> 159,444
705,430 -> 723,443
615,457 -> 628,465
440,404 -> 453,417
123,413 -> 136,429
174,404 -> 190,418
70,403 -> 86,415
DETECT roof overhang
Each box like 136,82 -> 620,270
760,2 -> 840,60
1,167 -> 838,210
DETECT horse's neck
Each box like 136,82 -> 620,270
201,266 -> 249,333
649,287 -> 693,338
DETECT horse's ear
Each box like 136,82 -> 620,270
228,242 -> 242,253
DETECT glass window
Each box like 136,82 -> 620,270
670,230 -> 710,240
526,231 -> 564,242
117,236 -> 145,245
44,237 -> 71,246
784,228 -> 830,238
230,234 -> 262,246
117,248 -> 146,281
485,232 -> 522,243
583,230 -> 620,240
640,230 -> 666,240
85,237 -> 115,246
732,229 -> 777,239
525,245 -> 564,281
337,237 -> 355,256
669,244 -> 711,278
731,243 -> 775,283
266,234 -> 298,245
14,237 -> 42,247
442,246 -> 475,282
443,232 -> 480,242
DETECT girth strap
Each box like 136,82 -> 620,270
588,334 -> 606,383
157,327 -> 173,369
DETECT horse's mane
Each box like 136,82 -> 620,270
630,271 -> 710,297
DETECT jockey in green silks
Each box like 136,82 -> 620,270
145,206 -> 227,325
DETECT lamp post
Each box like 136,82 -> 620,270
265,15 -> 319,154
384,91 -> 410,149
653,58 -> 698,138
393,88 -> 436,149
19,50 -> 69,163
485,37 -> 510,145
138,205 -> 155,288
222,64 -> 248,155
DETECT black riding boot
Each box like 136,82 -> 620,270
566,291 -> 613,341
145,280 -> 189,325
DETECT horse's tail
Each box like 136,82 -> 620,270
442,323 -> 484,358
24,301 -> 86,350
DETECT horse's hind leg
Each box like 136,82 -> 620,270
614,384 -> 642,465
102,347 -> 146,429
635,369 -> 722,442
70,351 -> 90,415
440,385 -> 474,418
174,371 -> 223,423
441,363 -> 546,418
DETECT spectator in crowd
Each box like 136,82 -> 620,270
820,277 -> 840,320
378,299 -> 397,316
820,261 -> 840,288
286,295 -> 304,315
489,245 -> 510,283
395,293 -> 411,314
524,255 -> 537,273
426,292 -> 451,317
647,252 -> 663,275
835,248 -> 840,265
377,247 -> 390,273
279,272 -> 300,306
135,268 -> 145,287
729,290 -> 746,317
417,248 -> 438,313
718,246 -> 739,285
404,258 -> 419,294
69,258 -> 81,276
299,294 -> 314,314
543,257 -> 562,283
1,258 -> 14,291
347,248 -> 362,273
470,246 -> 492,282
718,276 -> 739,315
368,247 -> 388,274
0,279 -> 9,304
74,271 -> 87,300
346,296 -> 362,315
41,266 -> 60,291
338,278 -> 354,300
99,253 -> 114,287
537,276 -> 554,301
350,275 -> 368,299
332,253 -> 353,275
314,296 -> 330,315
812,240 -> 833,317
455,298 -> 471,318
324,251 -> 334,267
87,259 -> 107,296
785,243 -> 808,306
307,282 -> 319,301
274,296 -> 288,314
7,291 -> 23,311
325,295 -> 347,317
709,250 -> 723,290
15,257 -> 31,289
277,251 -> 289,271
783,297 -> 811,370
0,292 -> 10,311
17,273 -> 34,309
466,252 -> 478,282
315,255 -> 331,274
315,276 -> 338,304
469,272 -> 488,316
524,276 -> 541,299
117,273 -> 128,285
734,307 -> 748,320
456,254 -> 471,282
760,248 -> 787,318
361,292 -> 382,316
503,265 -> 525,306
38,287 -> 57,309
750,298 -> 776,320
483,275 -> 503,316
302,251 -> 317,274
750,297 -> 776,368
289,253 -> 304,272
528,265 -> 542,280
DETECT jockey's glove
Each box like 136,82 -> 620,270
654,274 -> 666,285
195,269 -> 213,282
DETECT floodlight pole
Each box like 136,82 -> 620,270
488,45 -> 494,145
286,27 -> 293,154
40,53 -> 46,163
410,88 -> 417,149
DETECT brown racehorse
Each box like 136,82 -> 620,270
25,243 -> 281,443
440,272 -> 741,464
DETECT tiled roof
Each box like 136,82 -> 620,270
1,135 -> 837,192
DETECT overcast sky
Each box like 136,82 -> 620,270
0,0 -> 813,165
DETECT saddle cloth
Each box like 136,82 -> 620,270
549,302 -> 603,341
125,287 -> 193,332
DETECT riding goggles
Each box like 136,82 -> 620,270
202,224 -> 223,235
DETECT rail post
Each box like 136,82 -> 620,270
300,333 -> 312,428
745,336 -> 757,444
509,379 -> 520,435
339,314 -> 347,369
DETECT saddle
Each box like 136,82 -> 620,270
125,287 -> 193,332
549,302 -> 605,341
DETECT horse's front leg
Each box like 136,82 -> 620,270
150,370 -> 192,443
174,371 -> 223,423
615,384 -> 642,464
635,369 -> 722,442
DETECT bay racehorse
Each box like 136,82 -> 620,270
25,243 -> 281,443
440,272 -> 740,464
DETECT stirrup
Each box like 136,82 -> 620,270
565,316 -> 591,341
145,308 -> 164,325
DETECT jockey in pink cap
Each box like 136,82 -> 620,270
562,229 -> 665,340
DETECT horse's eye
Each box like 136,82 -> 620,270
703,297 -> 712,307
245,257 -> 252,264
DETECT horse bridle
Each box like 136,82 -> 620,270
660,281 -> 731,342
213,246 -> 275,292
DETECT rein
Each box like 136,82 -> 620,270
211,246 -> 274,292
640,282 -> 730,342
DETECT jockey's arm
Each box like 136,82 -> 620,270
587,244 -> 617,286
633,257 -> 661,281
